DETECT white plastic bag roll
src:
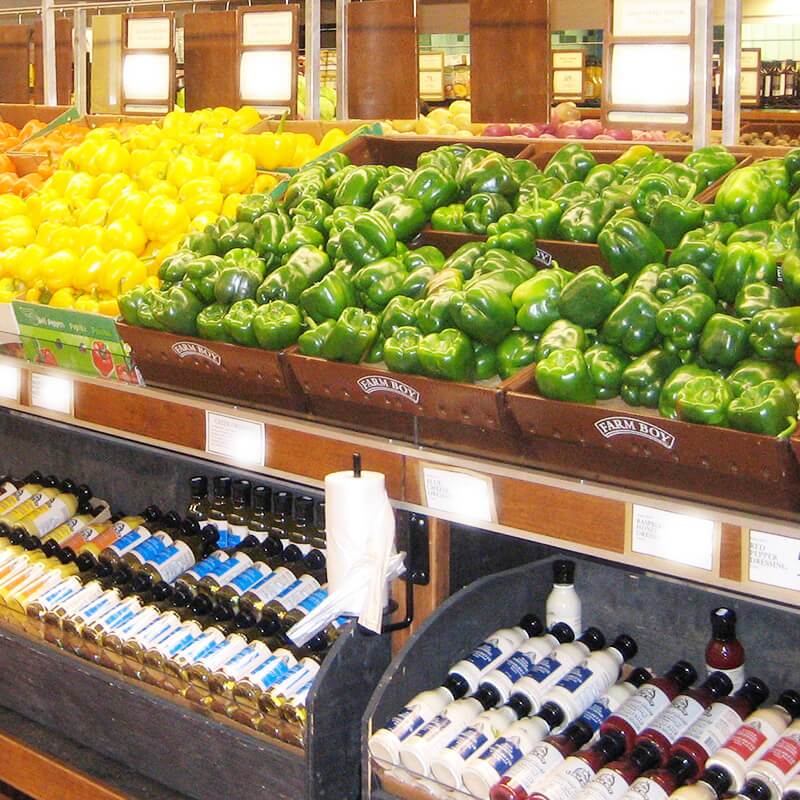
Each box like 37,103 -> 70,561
324,468 -> 396,619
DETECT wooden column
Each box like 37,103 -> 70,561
0,25 -> 32,104
470,0 -> 550,123
32,18 -> 74,106
346,0 -> 418,120
183,11 -> 238,111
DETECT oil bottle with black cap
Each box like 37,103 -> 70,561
207,476 -> 233,547
0,475 -> 63,536
226,480 -> 252,549
186,476 -> 211,527
13,483 -> 94,549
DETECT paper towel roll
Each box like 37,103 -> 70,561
325,469 -> 396,617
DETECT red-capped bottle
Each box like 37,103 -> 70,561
635,672 -> 733,767
623,752 -> 699,800
579,744 -> 662,800
706,608 -> 745,691
600,661 -> 698,749
671,678 -> 770,781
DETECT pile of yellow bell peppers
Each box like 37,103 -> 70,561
0,106 -> 350,314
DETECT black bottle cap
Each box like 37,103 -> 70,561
565,718 -> 595,750
700,766 -> 733,799
235,609 -> 257,630
213,476 -> 232,499
667,660 -> 698,690
199,526 -> 219,555
474,684 -> 501,709
160,510 -> 182,531
710,607 -> 737,642
258,615 -> 282,637
231,480 -> 252,508
282,544 -> 302,562
737,677 -> 769,708
303,550 -> 326,571
739,780 -> 773,800
519,614 -> 544,638
171,584 -> 193,607
94,560 -> 113,578
553,559 -> 576,585
112,565 -> 132,586
58,478 -> 75,493
295,496 -> 314,522
77,498 -> 94,514
507,692 -> 534,720
253,486 -> 272,513
627,667 -> 653,688
550,622 -> 575,644
667,752 -> 699,784
130,572 -> 152,594
535,701 -> 565,730
611,634 -> 637,662
306,633 -> 329,652
704,671 -> 734,698
7,526 -> 26,545
592,733 -> 626,763
76,484 -> 92,503
627,741 -> 661,774
42,475 -> 59,488
443,672 -> 470,700
777,689 -> 800,719
43,540 -> 62,558
315,501 -> 326,530
143,505 -> 162,522
274,491 -> 293,515
151,581 -> 173,601
189,476 -> 208,498
181,518 -> 201,537
211,603 -> 233,623
190,593 -> 213,616
22,533 -> 40,551
578,626 -> 605,651
24,471 -> 43,483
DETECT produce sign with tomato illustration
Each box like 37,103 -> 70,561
12,301 -> 141,383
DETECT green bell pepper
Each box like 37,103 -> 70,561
685,145 -> 737,184
631,174 -> 680,224
728,379 -> 798,438
404,246 -> 445,272
289,197 -> 333,234
735,282 -> 789,320
584,164 -> 619,193
668,231 -> 727,280
510,159 -> 539,184
662,162 -> 705,196
374,169 -> 412,203
448,285 -> 516,345
675,374 -> 732,426
339,211 -> 397,268
656,292 -> 717,350
256,245 -> 332,305
461,153 -> 520,198
759,158 -> 791,205
598,217 -> 666,279
383,326 -> 423,374
518,174 -> 563,204
496,331 -> 538,379
658,364 -> 714,419
218,222 -> 256,254
417,148 -> 460,178
620,348 -> 681,408
283,165 -> 327,210
431,204 -> 467,232
558,267 -> 628,328
584,343 -> 630,400
222,298 -> 259,347
236,194 -> 276,224
486,212 -> 535,237
782,252 -> 800,303
181,231 -> 217,257
785,370 -> 800,406
463,193 -> 514,235
223,247 -> 264,276
398,266 -> 436,299
627,264 -> 663,296
443,242 -> 486,280
727,359 -> 788,397
333,165 -> 384,207
749,307 -> 800,361
352,257 -> 408,312
320,307 -> 379,363
486,228 -> 537,262
651,196 -> 705,249
119,285 -> 160,329
655,264 -> 717,304
195,303 -> 232,342
418,328 -> 475,382
474,342 -> 498,381
557,198 -> 616,243
372,194 -> 427,241
714,165 -> 779,225
536,348 -> 596,404
727,220 -> 776,249
786,148 -> 800,190
278,224 -> 326,259
254,212 -> 290,270
714,242 -> 777,304
600,290 -> 661,356
158,250 -> 195,285
213,265 -> 261,306
252,300 -> 303,350
381,296 -> 419,338
299,270 -> 357,324
298,319 -> 335,357
515,199 -> 563,240
512,269 -> 567,334
535,319 -> 589,361
150,286 -> 203,336
183,255 -> 224,304
552,182 -> 596,213
404,166 -> 459,214
698,313 -> 751,369
543,144 -> 597,184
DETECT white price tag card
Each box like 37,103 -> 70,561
30,373 -> 73,415
631,504 -> 715,571
741,49 -> 760,70
127,17 -> 171,49
422,466 -> 496,524
242,10 -> 294,46
0,364 -> 20,401
205,411 -> 265,467
749,530 -> 800,592
553,70 -> 584,95
553,52 -> 583,69
613,0 -> 692,37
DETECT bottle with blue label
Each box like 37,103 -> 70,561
226,480 -> 252,549
259,657 -> 321,715
207,476 -> 233,549
281,586 -> 328,630
214,562 -> 273,611
507,627 -> 606,717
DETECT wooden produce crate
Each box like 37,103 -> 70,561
504,369 -> 800,514
0,607 -> 389,800
0,103 -> 70,128
286,350 -> 524,457
117,323 -> 307,415
363,556 -> 800,800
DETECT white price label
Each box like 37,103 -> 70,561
30,373 -> 72,415
631,505 -> 715,571
127,17 -> 171,49
0,364 -> 20,401
553,70 -> 584,95
741,50 -> 760,70
553,52 -> 583,69
419,53 -> 444,70
749,530 -> 800,592
205,411 -> 265,467
241,10 -> 294,46
741,71 -> 760,99
612,0 -> 691,37
422,466 -> 496,523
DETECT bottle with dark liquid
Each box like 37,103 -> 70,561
226,480 -> 252,549
706,607 -> 745,691
207,476 -> 233,548
186,476 -> 211,526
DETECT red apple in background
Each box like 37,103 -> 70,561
604,127 -> 634,140
556,120 -> 583,138
515,124 -> 545,138
483,123 -> 513,137
578,119 -> 603,139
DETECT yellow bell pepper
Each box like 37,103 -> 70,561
49,287 -> 78,309
255,127 -> 297,170
88,141 -> 130,176
179,177 -> 223,217
253,173 -> 279,193
128,148 -> 157,176
63,173 -> 98,206
14,245 -> 46,287
102,217 -> 147,257
74,246 -> 106,292
192,130 -> 227,160
77,198 -> 109,227
78,225 -> 104,251
145,276 -> 160,290
215,150 -> 257,194
189,211 -> 219,232
108,191 -> 150,224
40,250 -> 78,293
229,106 -> 261,132
44,170 -> 74,196
39,200 -> 73,225
0,216 -> 35,249
25,286 -> 42,303
147,180 -> 179,199
96,173 -> 134,204
97,296 -> 120,317
0,196 -> 28,221
317,127 -> 348,153
74,293 -> 100,313
101,249 -> 147,296
221,193 -> 243,219
0,248 -> 21,279
141,196 -> 190,243
167,154 -> 208,188
49,226 -> 81,253
136,161 -> 169,190
25,194 -> 42,228
291,133 -> 318,168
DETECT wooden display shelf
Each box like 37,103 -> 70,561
0,357 -> 798,609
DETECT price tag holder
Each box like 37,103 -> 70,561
422,465 -> 496,524
749,530 -> 800,592
630,504 -> 715,571
0,364 -> 20,402
30,373 -> 73,415
205,411 -> 265,467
